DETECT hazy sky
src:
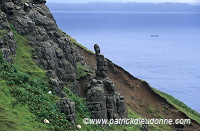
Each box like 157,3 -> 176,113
47,0 -> 200,4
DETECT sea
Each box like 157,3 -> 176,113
51,11 -> 200,113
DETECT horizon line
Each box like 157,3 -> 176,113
51,11 -> 200,13
46,2 -> 200,5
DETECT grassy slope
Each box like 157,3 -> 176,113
0,28 -> 70,130
151,87 -> 200,124
1,28 -> 48,130
11,27 -> 46,79
0,80 -> 49,131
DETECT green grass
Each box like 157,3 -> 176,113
0,30 -> 9,38
0,25 -> 73,130
10,26 -> 46,79
21,0 -> 27,3
76,62 -> 93,80
69,35 -> 94,54
151,87 -> 200,124
0,80 -> 50,131
0,59 -> 74,130
146,105 -> 156,114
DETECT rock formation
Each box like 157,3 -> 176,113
94,44 -> 107,78
1,0 -> 15,15
0,0 -> 83,126
0,11 -> 16,63
57,97 -> 76,126
86,44 -> 127,120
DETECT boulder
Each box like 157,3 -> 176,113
24,1 -> 32,11
57,97 -> 76,126
2,1 -> 14,15
49,77 -> 64,97
1,48 -> 12,63
10,10 -> 35,35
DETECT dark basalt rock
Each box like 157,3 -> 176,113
24,1 -> 32,11
1,48 -> 12,63
0,12 -> 10,30
0,11 -> 16,63
32,0 -> 46,4
57,97 -> 76,126
94,44 -> 108,78
49,77 -> 64,97
140,124 -> 149,131
10,10 -> 35,35
1,1 -> 15,15
12,0 -> 21,5
86,44 -> 127,121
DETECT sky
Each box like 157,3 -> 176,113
47,0 -> 200,4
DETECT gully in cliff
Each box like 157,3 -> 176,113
85,44 -> 127,122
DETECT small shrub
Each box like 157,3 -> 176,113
76,62 -> 93,80
0,52 -> 3,64
0,59 -> 72,130
63,86 -> 91,118
153,114 -> 164,119
146,105 -> 155,114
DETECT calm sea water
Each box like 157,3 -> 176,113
51,11 -> 200,113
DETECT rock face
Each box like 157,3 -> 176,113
1,0 -> 15,15
86,44 -> 127,120
57,97 -> 76,126
0,0 -> 83,125
0,11 -> 16,63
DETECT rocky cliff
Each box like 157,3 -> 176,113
0,0 -> 127,128
0,0 -> 83,127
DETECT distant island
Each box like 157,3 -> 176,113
47,2 -> 200,12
